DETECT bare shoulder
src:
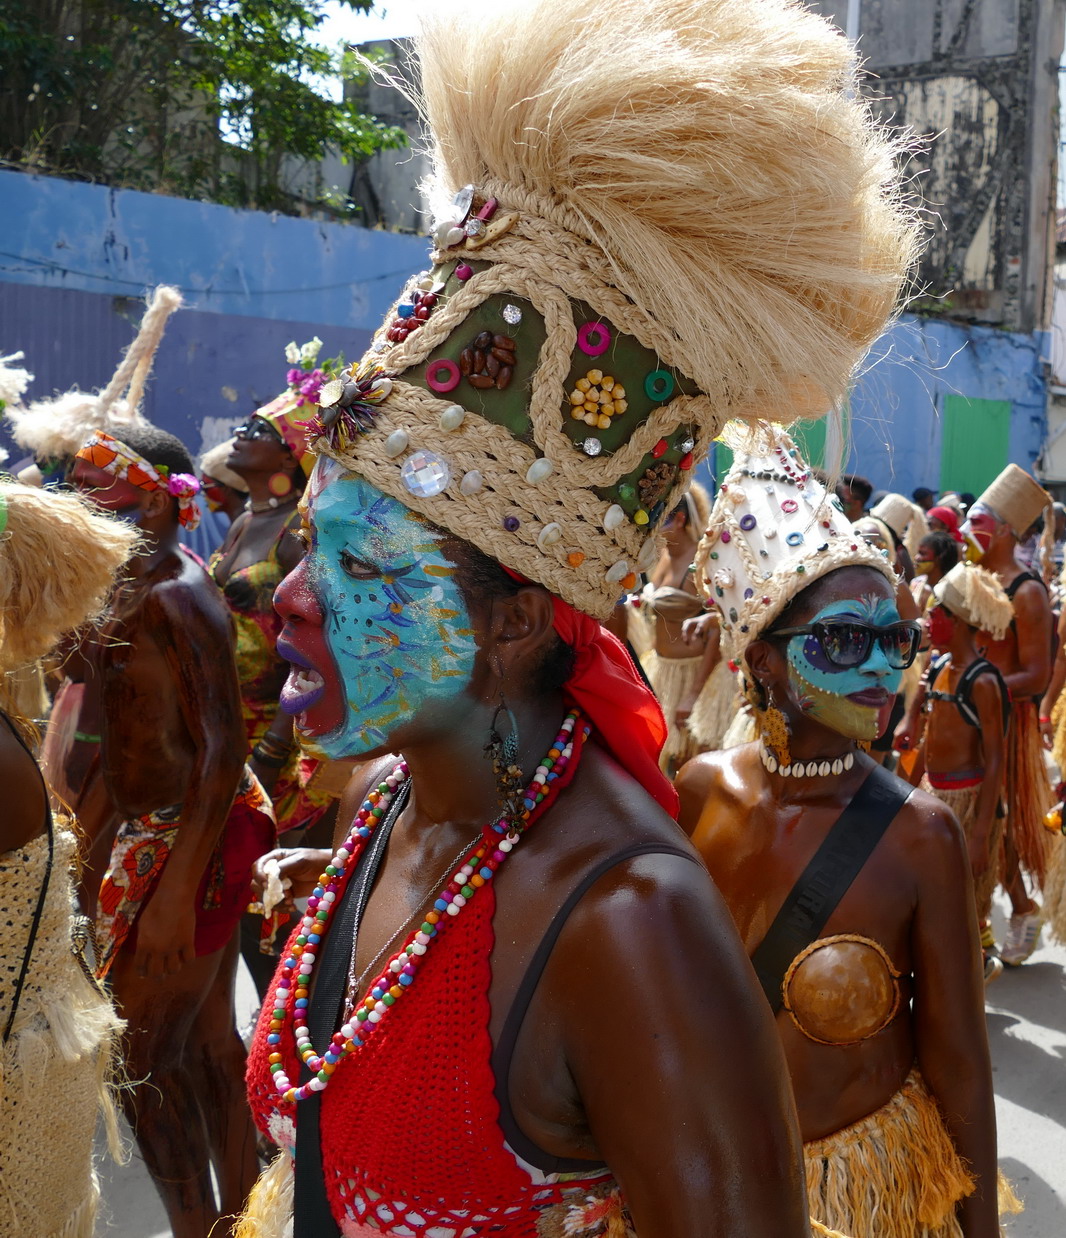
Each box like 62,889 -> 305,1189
0,719 -> 47,853
893,781 -> 966,864
332,755 -> 404,846
147,553 -> 233,633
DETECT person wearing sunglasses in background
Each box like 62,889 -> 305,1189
677,431 -> 1013,1238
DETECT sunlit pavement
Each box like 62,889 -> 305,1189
93,906 -> 1066,1236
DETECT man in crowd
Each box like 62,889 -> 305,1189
964,464 -> 1054,965
836,472 -> 873,522
69,422 -> 274,1238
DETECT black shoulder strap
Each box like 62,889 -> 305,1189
956,658 -> 1010,732
293,782 -> 409,1238
750,764 -> 911,1013
1006,569 -> 1045,600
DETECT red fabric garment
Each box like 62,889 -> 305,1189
499,566 -> 678,817
928,505 -> 964,544
245,735 -> 633,1237
550,596 -> 679,818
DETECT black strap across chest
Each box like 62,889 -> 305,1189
293,782 -> 409,1238
927,655 -> 1009,732
750,763 -> 911,1013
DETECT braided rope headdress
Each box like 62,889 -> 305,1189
313,0 -> 917,618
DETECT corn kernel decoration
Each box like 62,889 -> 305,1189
567,369 -> 629,430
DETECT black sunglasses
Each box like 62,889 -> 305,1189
769,620 -> 922,670
234,417 -> 283,444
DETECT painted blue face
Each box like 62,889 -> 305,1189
784,594 -> 903,740
281,459 -> 478,759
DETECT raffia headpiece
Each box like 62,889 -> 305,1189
933,563 -> 1013,641
694,424 -> 896,661
307,0 -> 917,619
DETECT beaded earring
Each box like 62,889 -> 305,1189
485,696 -> 524,822
758,693 -> 792,768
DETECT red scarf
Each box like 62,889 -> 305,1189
502,569 -> 677,817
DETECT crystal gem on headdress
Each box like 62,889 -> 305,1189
680,436 -> 695,454
464,218 -> 485,238
582,437 -> 603,457
401,449 -> 450,497
502,303 -> 523,325
452,184 -> 475,221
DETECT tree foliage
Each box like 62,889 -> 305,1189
0,0 -> 407,215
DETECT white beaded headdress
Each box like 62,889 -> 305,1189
694,425 -> 896,661
311,0 -> 917,619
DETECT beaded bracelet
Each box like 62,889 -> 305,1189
252,743 -> 289,769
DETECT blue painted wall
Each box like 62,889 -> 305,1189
0,169 -> 429,459
843,315 -> 1048,498
0,170 -> 1049,511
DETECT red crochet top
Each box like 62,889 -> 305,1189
247,863 -> 632,1237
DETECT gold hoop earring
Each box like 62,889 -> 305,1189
268,471 -> 294,499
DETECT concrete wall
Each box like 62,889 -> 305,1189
0,168 -> 429,457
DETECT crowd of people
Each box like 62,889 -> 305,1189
2,2 -> 1064,1237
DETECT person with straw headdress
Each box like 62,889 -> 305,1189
10,287 -> 185,808
68,417 -> 275,1238
233,0 -> 917,1234
962,464 -> 1055,965
677,428 -> 1016,1238
0,480 -> 138,1237
913,564 -> 1013,981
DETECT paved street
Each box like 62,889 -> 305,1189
94,900 -> 1066,1237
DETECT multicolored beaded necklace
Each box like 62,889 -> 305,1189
268,708 -> 589,1103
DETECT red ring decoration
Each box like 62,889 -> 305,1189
781,498 -> 799,514
577,321 -> 611,357
426,359 -> 461,393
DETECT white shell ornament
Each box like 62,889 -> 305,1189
318,379 -> 344,408
384,430 -> 409,459
459,469 -> 483,496
605,559 -> 630,584
712,568 -> 734,589
439,404 -> 466,431
526,458 -> 554,484
603,504 -> 625,532
537,523 -> 563,550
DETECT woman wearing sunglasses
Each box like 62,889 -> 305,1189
677,431 -> 1010,1238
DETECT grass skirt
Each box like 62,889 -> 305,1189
804,1069 -> 1019,1237
639,650 -> 708,768
919,778 -> 1002,922
1003,701 -> 1052,887
687,659 -> 740,751
1042,833 -> 1066,943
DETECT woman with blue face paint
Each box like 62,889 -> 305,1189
677,430 -> 1015,1238
234,0 -> 919,1233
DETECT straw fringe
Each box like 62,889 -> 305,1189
1043,836 -> 1066,944
687,658 -> 740,750
235,1153 -> 294,1238
1004,702 -> 1052,887
919,779 -> 1002,921
804,1070 -> 976,1237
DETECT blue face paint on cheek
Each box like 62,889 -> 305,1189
786,596 -> 903,698
305,471 -> 479,759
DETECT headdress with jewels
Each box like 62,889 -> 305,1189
305,0 -> 917,620
694,425 -> 897,664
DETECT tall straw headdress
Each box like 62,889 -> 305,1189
6,286 -> 182,462
309,0 -> 919,619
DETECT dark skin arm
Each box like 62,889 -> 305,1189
0,719 -> 48,854
968,675 -> 1006,878
910,802 -> 999,1237
1039,606 -> 1066,740
677,615 -> 721,727
1005,578 -> 1052,699
545,854 -> 811,1237
132,579 -> 246,977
